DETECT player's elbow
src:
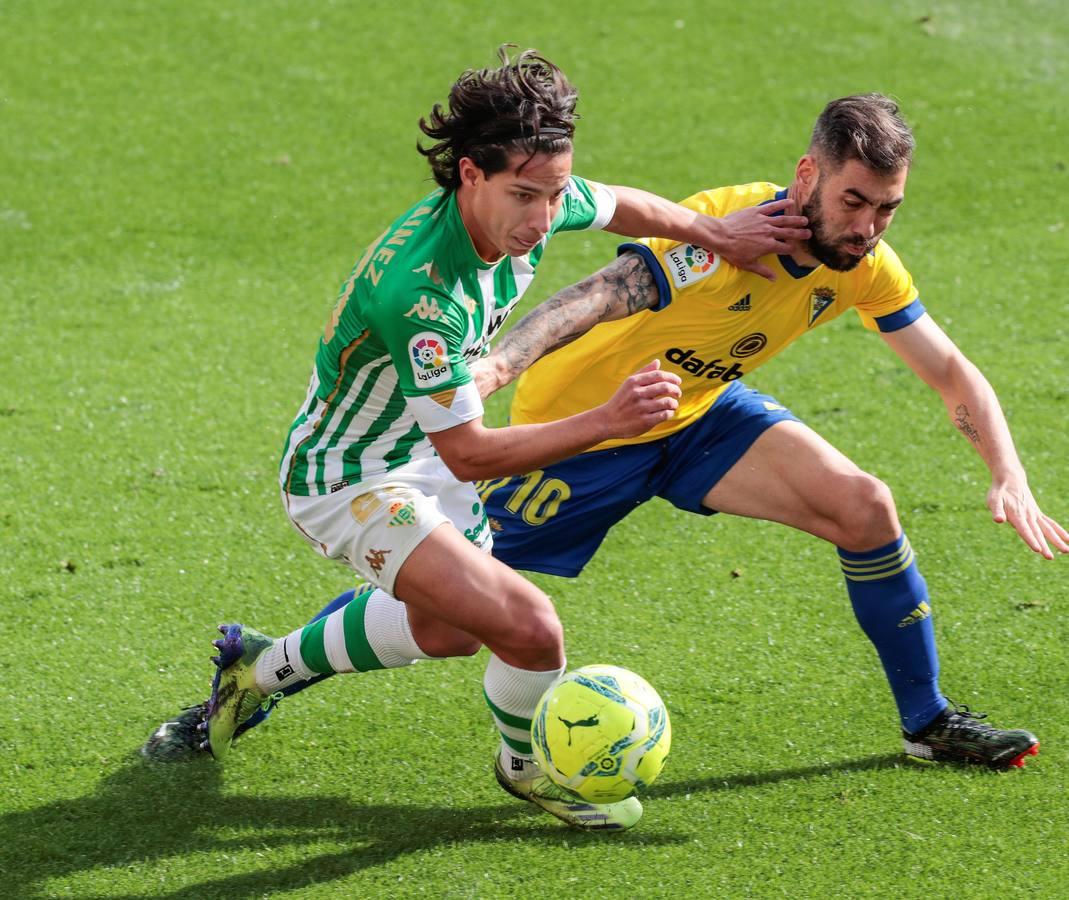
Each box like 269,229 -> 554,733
435,444 -> 502,483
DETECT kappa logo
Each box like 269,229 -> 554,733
411,260 -> 444,286
404,295 -> 445,321
727,293 -> 751,312
408,331 -> 452,387
809,287 -> 836,326
664,243 -> 720,289
365,548 -> 391,575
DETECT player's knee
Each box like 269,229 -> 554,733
497,603 -> 564,665
834,473 -> 900,550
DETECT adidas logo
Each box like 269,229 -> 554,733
728,294 -> 751,312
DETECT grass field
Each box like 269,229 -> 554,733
3,1 -> 1068,896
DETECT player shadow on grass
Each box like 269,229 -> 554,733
646,752 -> 906,800
1,754 -> 686,899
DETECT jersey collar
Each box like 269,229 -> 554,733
763,187 -> 818,280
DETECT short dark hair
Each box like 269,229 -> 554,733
809,93 -> 914,173
418,46 -> 578,191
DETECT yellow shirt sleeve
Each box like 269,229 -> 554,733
854,241 -> 925,332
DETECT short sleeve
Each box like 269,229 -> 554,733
551,176 -> 617,233
364,289 -> 484,432
855,242 -> 925,332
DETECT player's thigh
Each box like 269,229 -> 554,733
702,419 -> 900,546
393,522 -> 561,660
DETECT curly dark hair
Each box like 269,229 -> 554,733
418,46 -> 578,191
809,93 -> 914,173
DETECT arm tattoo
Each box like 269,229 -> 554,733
953,403 -> 982,445
490,252 -> 658,382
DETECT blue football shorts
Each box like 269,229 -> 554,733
480,380 -> 800,577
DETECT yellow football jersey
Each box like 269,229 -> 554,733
510,182 -> 923,450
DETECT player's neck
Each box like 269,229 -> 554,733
784,182 -> 821,268
455,187 -> 504,264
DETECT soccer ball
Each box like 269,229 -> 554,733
531,665 -> 671,803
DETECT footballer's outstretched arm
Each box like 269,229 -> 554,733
474,252 -> 660,397
882,313 -> 1069,558
429,361 -> 680,482
606,186 -> 810,281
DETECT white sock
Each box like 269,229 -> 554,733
364,591 -> 435,667
484,654 -> 564,778
255,631 -> 316,693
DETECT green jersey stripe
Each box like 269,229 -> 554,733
311,358 -> 393,492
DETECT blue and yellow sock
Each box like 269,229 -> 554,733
838,534 -> 946,733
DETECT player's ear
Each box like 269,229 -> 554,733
796,155 -> 817,188
457,157 -> 484,188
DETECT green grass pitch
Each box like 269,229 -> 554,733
3,1 -> 1068,896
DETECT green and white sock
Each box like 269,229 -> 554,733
255,589 -> 432,692
484,654 -> 564,777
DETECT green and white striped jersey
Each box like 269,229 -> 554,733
281,177 -> 616,496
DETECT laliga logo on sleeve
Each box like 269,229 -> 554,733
664,243 -> 719,289
408,332 -> 452,386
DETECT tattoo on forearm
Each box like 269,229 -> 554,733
954,403 -> 982,444
491,253 -> 658,382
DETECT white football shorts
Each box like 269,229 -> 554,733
282,456 -> 493,594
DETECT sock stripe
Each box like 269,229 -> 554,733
299,617 -> 332,675
343,593 -> 382,672
840,538 -> 914,582
500,732 -> 534,755
483,689 -> 534,731
838,536 -> 911,565
841,548 -> 915,582
323,609 -> 355,673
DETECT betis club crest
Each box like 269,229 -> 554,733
808,286 -> 836,326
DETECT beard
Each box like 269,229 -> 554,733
801,187 -> 878,272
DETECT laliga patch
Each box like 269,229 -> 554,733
408,331 -> 453,388
664,244 -> 720,289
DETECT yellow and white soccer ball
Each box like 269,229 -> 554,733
531,665 -> 671,803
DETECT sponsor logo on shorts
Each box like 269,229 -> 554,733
408,331 -> 452,387
665,346 -> 744,382
665,244 -> 719,289
329,480 -> 350,493
809,287 -> 836,326
729,332 -> 767,359
350,493 -> 383,524
365,548 -> 391,575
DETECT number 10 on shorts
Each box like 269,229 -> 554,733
475,470 -> 572,526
